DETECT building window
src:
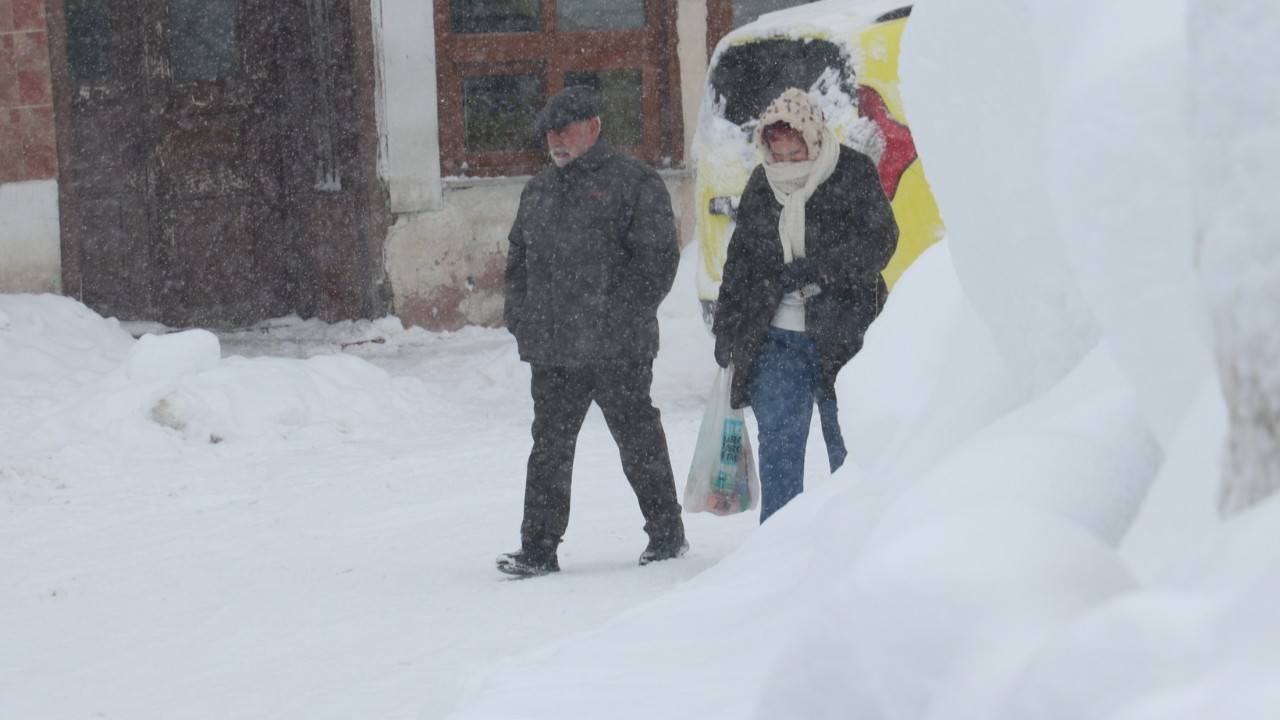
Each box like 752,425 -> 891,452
66,0 -> 114,84
434,0 -> 683,177
169,0 -> 240,84
462,73 -> 544,153
451,0 -> 539,34
557,0 -> 645,30
565,68 -> 644,146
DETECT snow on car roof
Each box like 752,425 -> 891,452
711,0 -> 912,63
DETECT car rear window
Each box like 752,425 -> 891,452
708,38 -> 852,127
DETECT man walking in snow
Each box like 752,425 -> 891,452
497,86 -> 688,578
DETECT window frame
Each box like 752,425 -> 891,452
434,0 -> 683,177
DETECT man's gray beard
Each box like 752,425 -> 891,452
551,151 -> 571,167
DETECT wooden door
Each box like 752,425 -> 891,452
146,0 -> 292,325
53,0 -> 152,320
49,0 -> 386,327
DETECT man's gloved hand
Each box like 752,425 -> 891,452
777,258 -> 818,293
714,332 -> 733,368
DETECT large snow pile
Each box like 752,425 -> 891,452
0,294 -> 430,454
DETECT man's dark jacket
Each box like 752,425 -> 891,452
713,145 -> 899,408
505,139 -> 679,366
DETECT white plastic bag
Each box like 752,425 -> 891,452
684,366 -> 760,515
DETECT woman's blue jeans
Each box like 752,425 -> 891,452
748,327 -> 844,523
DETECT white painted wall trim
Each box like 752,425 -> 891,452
0,180 -> 61,294
371,0 -> 443,213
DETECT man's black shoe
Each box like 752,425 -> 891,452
639,537 -> 689,566
496,550 -> 560,578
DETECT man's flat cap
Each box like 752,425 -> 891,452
534,86 -> 600,132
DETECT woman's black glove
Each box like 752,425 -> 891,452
714,332 -> 733,368
778,258 -> 819,293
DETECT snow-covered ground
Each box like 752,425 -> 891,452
0,249 -> 769,719
5,0 -> 1280,718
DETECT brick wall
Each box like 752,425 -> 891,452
0,0 -> 57,184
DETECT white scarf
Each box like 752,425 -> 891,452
761,127 -> 840,264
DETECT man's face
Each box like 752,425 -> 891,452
547,117 -> 601,167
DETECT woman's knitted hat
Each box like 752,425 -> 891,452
753,88 -> 828,161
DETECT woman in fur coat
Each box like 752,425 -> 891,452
712,88 -> 899,522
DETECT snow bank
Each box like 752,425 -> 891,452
1042,0 -> 1209,447
837,242 -> 1025,483
1190,0 -> 1280,514
898,0 -> 1099,395
0,293 -> 135,390
759,507 -> 1135,720
0,295 -> 432,457
1003,494 -> 1280,720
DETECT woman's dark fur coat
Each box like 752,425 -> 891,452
712,145 -> 899,409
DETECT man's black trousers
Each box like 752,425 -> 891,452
521,361 -> 685,554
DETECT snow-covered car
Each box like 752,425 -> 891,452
692,0 -> 945,324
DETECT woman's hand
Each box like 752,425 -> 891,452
777,258 -> 818,293
714,332 -> 734,368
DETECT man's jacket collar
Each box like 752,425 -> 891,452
555,138 -> 615,177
